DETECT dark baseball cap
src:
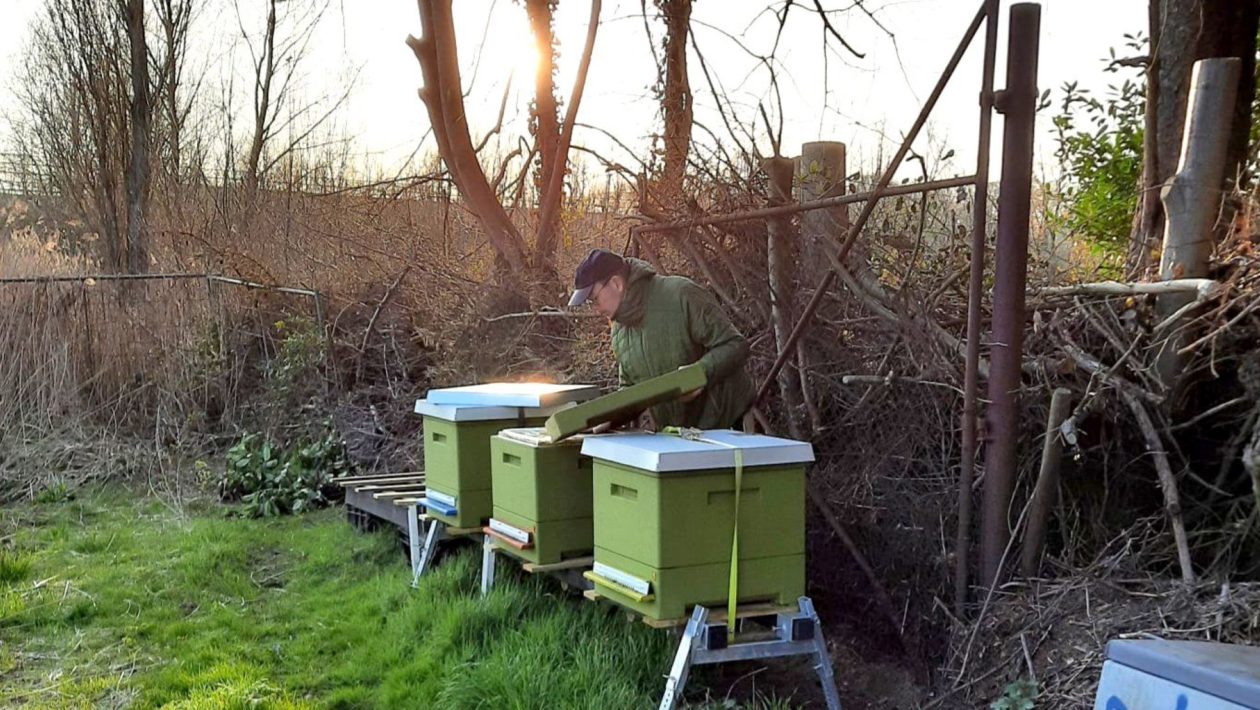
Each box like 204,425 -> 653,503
568,249 -> 627,306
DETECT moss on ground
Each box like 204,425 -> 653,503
0,488 -> 798,709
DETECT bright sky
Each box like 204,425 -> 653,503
0,0 -> 1147,183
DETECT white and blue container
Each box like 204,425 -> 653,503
1095,639 -> 1260,709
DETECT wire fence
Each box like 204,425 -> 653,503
0,152 -> 55,197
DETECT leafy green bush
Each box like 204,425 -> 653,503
219,426 -> 351,517
266,317 -> 325,393
1050,34 -> 1145,252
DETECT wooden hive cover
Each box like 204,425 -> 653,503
543,363 -> 707,442
426,382 -> 599,408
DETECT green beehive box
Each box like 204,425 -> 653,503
415,385 -> 597,528
487,428 -> 595,565
581,430 -> 812,621
544,364 -> 706,442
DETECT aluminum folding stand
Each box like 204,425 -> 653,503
658,596 -> 841,710
408,504 -> 445,588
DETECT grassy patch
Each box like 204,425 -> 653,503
1,488 -> 797,708
0,548 -> 33,585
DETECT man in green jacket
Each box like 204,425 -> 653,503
567,248 -> 755,430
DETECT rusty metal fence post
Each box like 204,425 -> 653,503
980,2 -> 1041,590
954,0 -> 1000,616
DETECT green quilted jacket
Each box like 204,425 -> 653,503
611,259 -> 755,429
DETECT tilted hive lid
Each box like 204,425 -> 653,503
426,382 -> 599,408
580,429 -> 814,473
414,399 -> 576,423
544,364 -> 706,442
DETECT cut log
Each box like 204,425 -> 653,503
1155,58 -> 1241,391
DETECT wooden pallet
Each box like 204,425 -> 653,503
582,589 -> 794,629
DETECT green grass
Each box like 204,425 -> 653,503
0,488 -> 800,709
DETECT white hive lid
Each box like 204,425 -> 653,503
579,429 -> 814,473
426,382 -> 600,408
414,399 -> 576,422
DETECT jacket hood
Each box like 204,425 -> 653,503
611,258 -> 656,325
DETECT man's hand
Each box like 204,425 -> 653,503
641,410 -> 657,432
678,365 -> 704,403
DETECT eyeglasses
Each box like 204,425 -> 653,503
587,279 -> 608,305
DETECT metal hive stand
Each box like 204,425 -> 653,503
659,597 -> 842,710
407,504 -> 481,587
480,543 -> 841,708
479,534 -> 594,595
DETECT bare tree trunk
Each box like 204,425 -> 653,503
1127,0 -> 1163,277
409,0 -> 600,297
245,0 -> 278,192
526,0 -> 560,217
154,0 -> 194,180
124,0 -> 151,274
1130,0 -> 1260,274
659,0 -> 692,206
531,0 -> 600,289
763,156 -> 805,440
409,0 -> 529,276
1155,58 -> 1240,391
1195,0 -> 1258,188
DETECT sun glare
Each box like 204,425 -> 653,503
475,17 -> 542,94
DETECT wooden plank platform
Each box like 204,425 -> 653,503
521,556 -> 594,573
373,489 -> 426,501
444,525 -> 483,537
359,484 -> 426,494
334,471 -> 425,484
582,589 -> 793,629
346,481 -> 426,493
339,479 -> 428,491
